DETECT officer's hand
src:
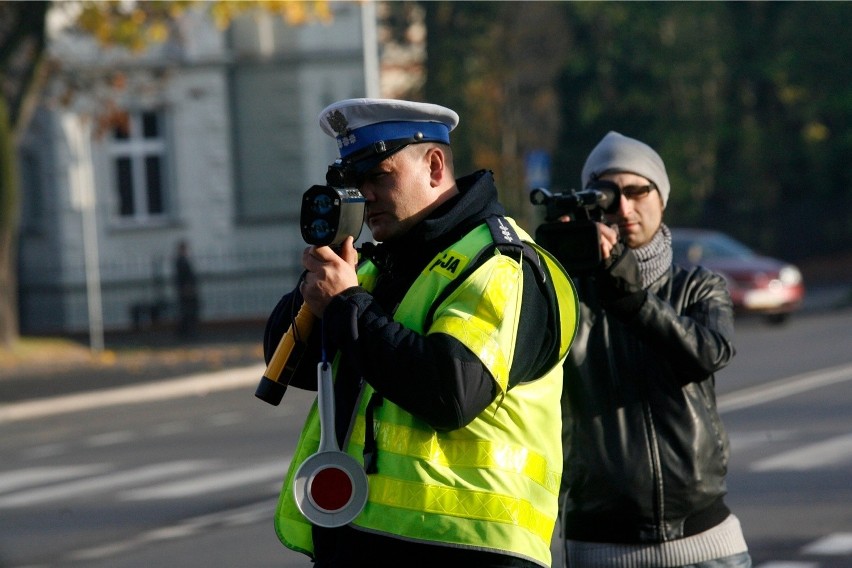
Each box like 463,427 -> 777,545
301,236 -> 358,317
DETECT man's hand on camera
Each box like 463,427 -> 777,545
596,222 -> 620,260
300,236 -> 359,317
557,217 -> 619,260
594,241 -> 645,317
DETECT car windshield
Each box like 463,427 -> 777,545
672,232 -> 755,265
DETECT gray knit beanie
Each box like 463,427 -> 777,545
581,131 -> 670,207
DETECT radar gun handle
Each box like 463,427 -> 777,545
254,304 -> 316,406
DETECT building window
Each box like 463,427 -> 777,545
108,109 -> 168,223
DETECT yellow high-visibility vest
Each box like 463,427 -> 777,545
274,217 -> 578,567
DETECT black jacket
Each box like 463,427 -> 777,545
561,249 -> 737,544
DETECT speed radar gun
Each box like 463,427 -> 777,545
530,181 -> 621,274
254,163 -> 366,407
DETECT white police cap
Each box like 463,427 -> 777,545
319,98 -> 459,163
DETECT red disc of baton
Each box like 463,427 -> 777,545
309,465 -> 354,512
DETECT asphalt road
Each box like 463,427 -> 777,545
1,292 -> 851,568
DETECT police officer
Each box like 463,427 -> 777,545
264,98 -> 578,567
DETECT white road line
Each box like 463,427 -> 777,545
718,363 -> 852,413
802,532 -> 852,554
0,464 -> 109,493
755,563 -> 818,568
67,500 -> 275,562
150,420 -> 191,436
85,430 -> 137,447
751,431 -> 852,471
0,363 -> 265,424
0,460 -> 218,508
21,442 -> 67,459
727,430 -> 798,453
120,457 -> 290,500
206,411 -> 245,427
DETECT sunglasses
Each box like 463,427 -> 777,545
587,180 -> 657,201
622,184 -> 656,200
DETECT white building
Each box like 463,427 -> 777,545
17,2 -> 378,335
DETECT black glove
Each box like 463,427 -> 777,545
594,242 -> 645,317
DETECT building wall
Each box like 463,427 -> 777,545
17,2 -> 370,335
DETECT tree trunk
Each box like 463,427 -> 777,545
0,0 -> 50,348
0,97 -> 19,348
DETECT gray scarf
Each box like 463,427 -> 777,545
632,223 -> 672,288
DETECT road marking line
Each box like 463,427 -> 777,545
755,563 -> 818,568
120,457 -> 290,500
21,442 -> 67,459
751,431 -> 852,471
718,363 -> 852,413
0,465 -> 109,493
85,430 -> 137,447
67,499 -> 275,562
802,532 -> 852,554
0,460 -> 217,508
206,411 -> 245,427
150,420 -> 192,436
727,430 -> 797,452
0,363 -> 265,424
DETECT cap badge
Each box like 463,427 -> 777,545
326,110 -> 350,136
326,109 -> 357,149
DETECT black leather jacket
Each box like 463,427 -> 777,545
560,250 -> 737,544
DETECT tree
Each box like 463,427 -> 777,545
0,0 -> 330,349
422,1 -> 570,228
0,0 -> 49,349
551,2 -> 852,261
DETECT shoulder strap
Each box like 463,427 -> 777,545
485,216 -> 546,283
423,216 -> 548,329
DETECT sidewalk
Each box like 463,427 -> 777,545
0,322 -> 267,403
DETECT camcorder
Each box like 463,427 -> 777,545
255,162 -> 366,406
530,181 -> 621,274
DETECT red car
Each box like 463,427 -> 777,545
671,228 -> 805,324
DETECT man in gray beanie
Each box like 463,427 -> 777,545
557,132 -> 752,567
